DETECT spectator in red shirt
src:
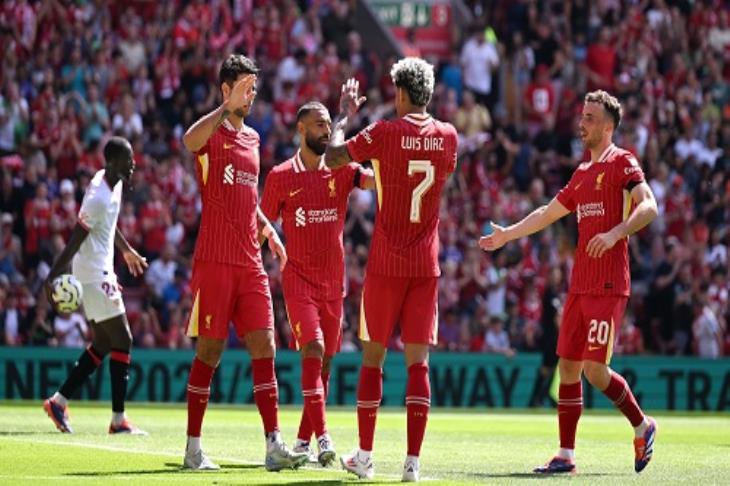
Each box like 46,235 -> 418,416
23,182 -> 51,266
140,184 -> 171,260
523,64 -> 555,139
586,27 -> 616,91
50,179 -> 77,241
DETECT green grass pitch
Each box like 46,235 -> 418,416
0,401 -> 728,484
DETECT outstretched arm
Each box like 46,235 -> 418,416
324,78 -> 366,169
479,198 -> 571,251
585,182 -> 658,258
182,75 -> 256,153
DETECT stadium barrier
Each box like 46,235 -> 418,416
2,348 -> 729,411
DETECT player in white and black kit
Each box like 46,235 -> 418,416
43,136 -> 149,435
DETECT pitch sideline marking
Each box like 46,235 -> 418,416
0,436 -> 430,481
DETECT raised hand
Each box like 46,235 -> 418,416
224,74 -> 257,112
339,77 -> 367,118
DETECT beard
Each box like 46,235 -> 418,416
306,133 -> 329,156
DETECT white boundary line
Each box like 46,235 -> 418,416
0,436 -> 425,481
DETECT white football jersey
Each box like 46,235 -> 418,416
72,170 -> 122,283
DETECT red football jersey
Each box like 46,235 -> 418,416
192,120 -> 262,268
346,113 -> 458,277
556,144 -> 645,296
260,152 -> 365,299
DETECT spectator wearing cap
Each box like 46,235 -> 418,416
50,179 -> 77,241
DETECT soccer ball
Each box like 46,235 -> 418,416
52,274 -> 83,313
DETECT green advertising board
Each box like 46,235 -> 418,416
1,348 -> 728,411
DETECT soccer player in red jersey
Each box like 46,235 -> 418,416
324,60 -> 459,482
180,54 -> 307,471
480,91 -> 659,474
260,101 -> 375,466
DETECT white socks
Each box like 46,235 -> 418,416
112,412 -> 126,426
634,417 -> 650,438
187,436 -> 201,452
51,392 -> 68,408
557,448 -> 575,461
358,449 -> 372,462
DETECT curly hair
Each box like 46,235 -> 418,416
584,90 -> 622,129
218,54 -> 259,87
390,57 -> 435,107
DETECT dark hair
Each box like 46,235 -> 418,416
296,101 -> 328,122
218,54 -> 259,87
584,90 -> 622,129
103,136 -> 131,163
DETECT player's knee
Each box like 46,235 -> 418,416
244,330 -> 276,359
582,362 -> 607,386
558,359 -> 583,383
302,340 -> 325,359
196,340 -> 224,367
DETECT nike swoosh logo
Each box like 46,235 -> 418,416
224,143 -> 234,149
588,345 -> 603,351
574,182 -> 583,190
289,188 -> 303,197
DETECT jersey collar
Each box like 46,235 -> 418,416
292,150 -> 326,173
222,119 -> 247,133
594,143 -> 616,163
403,113 -> 433,127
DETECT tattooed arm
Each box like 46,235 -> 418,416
182,75 -> 256,153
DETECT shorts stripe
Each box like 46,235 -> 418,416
358,292 -> 370,342
187,291 -> 201,337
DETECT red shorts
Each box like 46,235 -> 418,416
284,293 -> 342,356
359,274 -> 438,346
185,261 -> 274,340
557,293 -> 627,364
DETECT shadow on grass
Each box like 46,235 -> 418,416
66,462 -> 263,477
467,472 -> 619,480
243,481 -> 354,486
0,431 -> 50,436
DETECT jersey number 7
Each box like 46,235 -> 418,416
408,160 -> 435,223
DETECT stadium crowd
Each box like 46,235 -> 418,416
0,0 -> 727,359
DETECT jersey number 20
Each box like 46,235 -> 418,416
408,160 -> 435,223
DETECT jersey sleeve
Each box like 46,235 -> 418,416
446,125 -> 459,174
345,120 -> 387,163
555,170 -> 581,212
259,170 -> 282,223
77,194 -> 103,231
617,153 -> 645,191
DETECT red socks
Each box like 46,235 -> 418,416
406,362 -> 430,457
301,357 -> 327,438
187,357 -> 215,437
252,358 -> 279,434
357,366 -> 382,451
297,369 -> 330,441
558,381 -> 582,450
602,371 -> 645,427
